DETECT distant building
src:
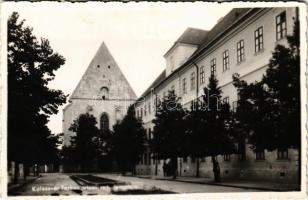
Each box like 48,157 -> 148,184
62,42 -> 136,147
134,7 -> 299,184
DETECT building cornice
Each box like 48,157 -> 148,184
164,42 -> 198,58
137,8 -> 272,101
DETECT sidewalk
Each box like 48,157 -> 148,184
8,175 -> 40,194
137,175 -> 300,191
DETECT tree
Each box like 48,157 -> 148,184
68,113 -> 101,172
232,19 -> 300,185
200,75 -> 235,182
232,19 -> 300,151
8,12 -> 66,183
151,91 -> 187,179
111,105 -> 146,175
185,100 -> 207,178
97,128 -> 114,172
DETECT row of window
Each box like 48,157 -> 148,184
136,102 -> 152,118
189,11 -> 286,94
136,11 -> 287,118
136,96 -> 234,119
139,152 -> 160,165
139,149 -> 288,165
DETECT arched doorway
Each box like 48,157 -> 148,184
100,113 -> 109,133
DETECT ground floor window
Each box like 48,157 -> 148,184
144,153 -> 148,165
277,148 -> 288,160
256,149 -> 265,160
183,157 -> 187,163
148,153 -> 151,165
140,155 -> 143,165
224,154 -> 231,161
238,140 -> 246,161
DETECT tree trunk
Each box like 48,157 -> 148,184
172,157 -> 177,179
298,147 -> 301,189
131,162 -> 136,176
196,157 -> 200,178
33,165 -> 36,176
211,156 -> 221,183
13,161 -> 19,184
155,154 -> 158,176
36,165 -> 40,176
23,164 -> 28,181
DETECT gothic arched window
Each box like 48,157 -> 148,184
100,113 -> 109,133
100,87 -> 109,100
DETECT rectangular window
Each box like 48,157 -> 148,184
237,39 -> 245,63
223,96 -> 230,104
136,109 -> 139,118
232,101 -> 238,112
144,153 -> 147,165
276,11 -> 287,41
148,103 -> 151,114
183,157 -> 187,163
171,85 -> 175,94
210,58 -> 216,76
223,50 -> 229,71
224,154 -> 231,161
140,155 -> 143,165
201,157 -> 206,162
255,26 -> 264,52
277,148 -> 288,159
191,72 -> 196,90
145,129 -> 148,140
144,105 -> 147,116
200,66 -> 205,84
238,140 -> 246,161
191,157 -> 195,163
256,149 -> 265,160
148,128 -> 151,140
182,78 -> 187,94
140,108 -> 143,118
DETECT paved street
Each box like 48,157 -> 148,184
9,173 -> 259,196
9,173 -> 80,196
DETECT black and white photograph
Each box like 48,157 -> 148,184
1,1 -> 307,199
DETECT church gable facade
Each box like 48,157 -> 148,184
63,42 -> 136,146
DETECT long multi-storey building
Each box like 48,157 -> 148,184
134,7 -> 299,184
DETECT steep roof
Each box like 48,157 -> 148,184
164,27 -> 208,57
139,8 -> 258,99
176,27 -> 209,45
192,8 -> 254,57
139,69 -> 166,99
69,42 -> 137,101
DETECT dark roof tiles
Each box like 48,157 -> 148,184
164,28 -> 208,57
139,8 -> 258,99
192,8 -> 254,56
139,70 -> 166,99
176,27 -> 209,45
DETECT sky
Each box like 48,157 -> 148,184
2,2 -> 233,134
